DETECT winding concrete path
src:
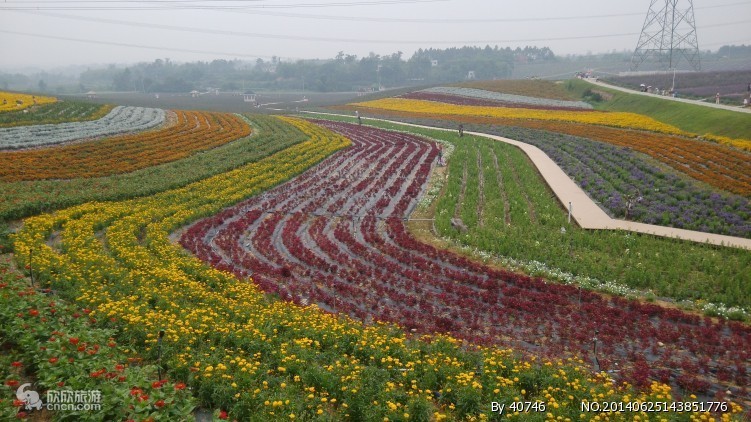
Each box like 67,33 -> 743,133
302,110 -> 751,251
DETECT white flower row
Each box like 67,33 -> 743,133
421,86 -> 593,110
0,106 -> 166,149
445,237 -> 748,321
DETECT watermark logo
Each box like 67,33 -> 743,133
15,383 -> 43,411
14,383 -> 102,412
46,389 -> 102,411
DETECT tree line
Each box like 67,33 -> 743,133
102,46 -> 554,93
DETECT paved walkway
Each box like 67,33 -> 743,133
583,78 -> 751,114
302,110 -> 751,251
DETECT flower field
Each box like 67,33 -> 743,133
0,91 -> 56,112
316,115 -> 751,312
8,117 -> 748,420
0,102 -> 114,128
0,110 -> 251,181
412,87 -> 593,110
180,120 -> 750,406
486,126 -> 751,237
0,257 -> 196,421
0,115 -> 301,222
0,106 -> 166,150
426,122 -> 751,238
352,98 -> 686,135
340,107 -> 751,197
455,80 -> 579,101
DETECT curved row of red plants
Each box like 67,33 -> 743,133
180,120 -> 751,401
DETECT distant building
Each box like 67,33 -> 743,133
243,91 -> 257,103
466,71 -> 476,80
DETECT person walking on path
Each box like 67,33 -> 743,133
716,92 -> 720,104
458,124 -> 464,137
356,110 -> 362,125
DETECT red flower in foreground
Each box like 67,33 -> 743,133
218,410 -> 229,420
68,337 -> 79,346
11,361 -> 22,368
154,399 -> 166,409
28,309 -> 39,317
5,380 -> 19,388
48,357 -> 59,364
174,382 -> 186,391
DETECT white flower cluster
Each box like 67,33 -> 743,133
697,302 -> 749,321
422,86 -> 594,110
0,106 -> 166,149
443,237 -> 749,321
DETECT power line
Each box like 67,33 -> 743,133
0,0 -> 448,10
9,9 -> 751,46
227,0 -> 751,24
0,29 -> 290,59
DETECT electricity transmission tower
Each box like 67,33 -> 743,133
630,0 -> 701,71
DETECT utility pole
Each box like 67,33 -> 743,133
631,0 -> 700,71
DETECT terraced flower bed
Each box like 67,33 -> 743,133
352,97 -> 685,135
0,110 -> 250,181
502,127 -> 751,237
0,115 -> 300,223
449,123 -> 751,238
455,80 -> 578,101
414,86 -> 593,110
180,120 -> 750,404
314,114 -> 751,312
338,107 -> 751,197
0,106 -> 165,150
11,117 -> 747,419
0,102 -> 114,128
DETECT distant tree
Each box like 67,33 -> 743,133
113,68 -> 134,91
38,79 -> 47,92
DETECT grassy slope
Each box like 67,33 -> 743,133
565,78 -> 751,140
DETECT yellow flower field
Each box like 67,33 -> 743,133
352,98 -> 688,135
0,91 -> 56,112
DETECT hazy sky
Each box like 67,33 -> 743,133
1,0 -> 750,70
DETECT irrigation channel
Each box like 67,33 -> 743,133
181,120 -> 750,400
